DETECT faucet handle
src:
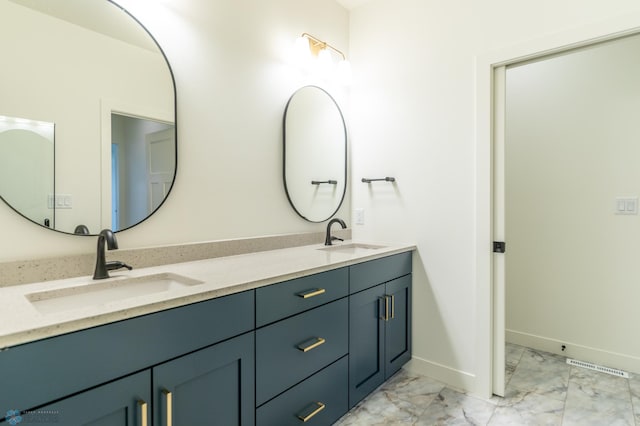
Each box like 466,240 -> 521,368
106,261 -> 133,272
331,236 -> 344,243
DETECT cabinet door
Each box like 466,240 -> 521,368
37,370 -> 150,426
348,284 -> 385,408
153,332 -> 254,426
385,275 -> 412,379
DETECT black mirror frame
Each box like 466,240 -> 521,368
0,0 -> 178,236
282,85 -> 347,223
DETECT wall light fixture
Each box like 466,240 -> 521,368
294,33 -> 351,85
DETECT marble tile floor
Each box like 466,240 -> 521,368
334,343 -> 640,425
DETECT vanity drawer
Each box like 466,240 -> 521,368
256,356 -> 348,426
256,298 -> 348,406
350,252 -> 412,294
256,267 -> 348,327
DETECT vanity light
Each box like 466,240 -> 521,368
294,33 -> 351,85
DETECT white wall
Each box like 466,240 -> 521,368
0,0 -> 350,261
505,34 -> 640,372
349,0 -> 640,395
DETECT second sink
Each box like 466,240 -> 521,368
318,243 -> 386,255
26,273 -> 204,314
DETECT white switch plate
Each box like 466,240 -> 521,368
615,197 -> 637,215
48,194 -> 73,209
354,208 -> 365,225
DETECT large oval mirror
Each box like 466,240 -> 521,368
0,0 -> 176,235
283,86 -> 347,222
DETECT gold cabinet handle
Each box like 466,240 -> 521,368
385,295 -> 390,321
297,402 -> 326,422
138,400 -> 148,426
162,389 -> 173,426
378,297 -> 386,320
297,337 -> 326,352
390,294 -> 395,320
297,288 -> 326,299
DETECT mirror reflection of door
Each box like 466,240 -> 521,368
146,128 -> 175,212
111,113 -> 175,230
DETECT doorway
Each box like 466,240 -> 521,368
489,31 -> 640,397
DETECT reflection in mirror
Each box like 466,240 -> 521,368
0,116 -> 54,228
283,86 -> 347,222
111,114 -> 175,230
0,0 -> 176,235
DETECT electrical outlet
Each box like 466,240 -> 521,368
354,208 -> 365,225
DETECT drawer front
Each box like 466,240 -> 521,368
0,290 -> 254,416
256,298 -> 348,406
257,356 -> 348,426
256,267 -> 348,327
350,252 -> 412,294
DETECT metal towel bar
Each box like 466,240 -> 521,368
361,177 -> 396,183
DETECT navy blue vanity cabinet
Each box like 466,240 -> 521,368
35,370 -> 151,426
153,331 -> 255,426
348,252 -> 412,408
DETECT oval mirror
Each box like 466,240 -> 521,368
0,0 -> 176,235
283,86 -> 347,222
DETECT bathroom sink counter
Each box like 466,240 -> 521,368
0,241 -> 415,349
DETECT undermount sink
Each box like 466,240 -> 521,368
26,273 -> 204,314
318,242 -> 386,254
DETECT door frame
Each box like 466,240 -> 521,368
474,13 -> 640,398
100,99 -> 173,230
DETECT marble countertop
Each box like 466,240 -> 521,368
0,240 -> 415,349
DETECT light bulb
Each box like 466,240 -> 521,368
317,48 -> 333,77
294,36 -> 312,65
337,59 -> 352,86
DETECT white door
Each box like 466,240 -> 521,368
146,128 -> 175,212
492,65 -> 507,397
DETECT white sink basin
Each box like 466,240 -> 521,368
26,273 -> 204,314
318,243 -> 386,254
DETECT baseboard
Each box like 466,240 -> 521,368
506,329 -> 640,375
405,356 -> 478,395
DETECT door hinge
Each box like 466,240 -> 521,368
493,241 -> 506,253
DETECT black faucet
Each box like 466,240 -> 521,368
325,218 -> 347,246
93,229 -> 133,280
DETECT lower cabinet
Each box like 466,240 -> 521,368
153,332 -> 255,426
35,332 -> 255,426
39,371 -> 151,426
348,274 -> 412,408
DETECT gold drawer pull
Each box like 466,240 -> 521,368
297,402 -> 326,422
297,337 -> 326,352
138,400 -> 148,426
163,389 -> 173,426
390,294 -> 395,320
297,288 -> 326,299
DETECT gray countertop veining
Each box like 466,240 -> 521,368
0,240 -> 415,349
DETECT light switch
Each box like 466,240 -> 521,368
354,208 -> 365,225
615,197 -> 638,215
49,194 -> 73,209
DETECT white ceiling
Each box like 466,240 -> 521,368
334,0 -> 373,11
